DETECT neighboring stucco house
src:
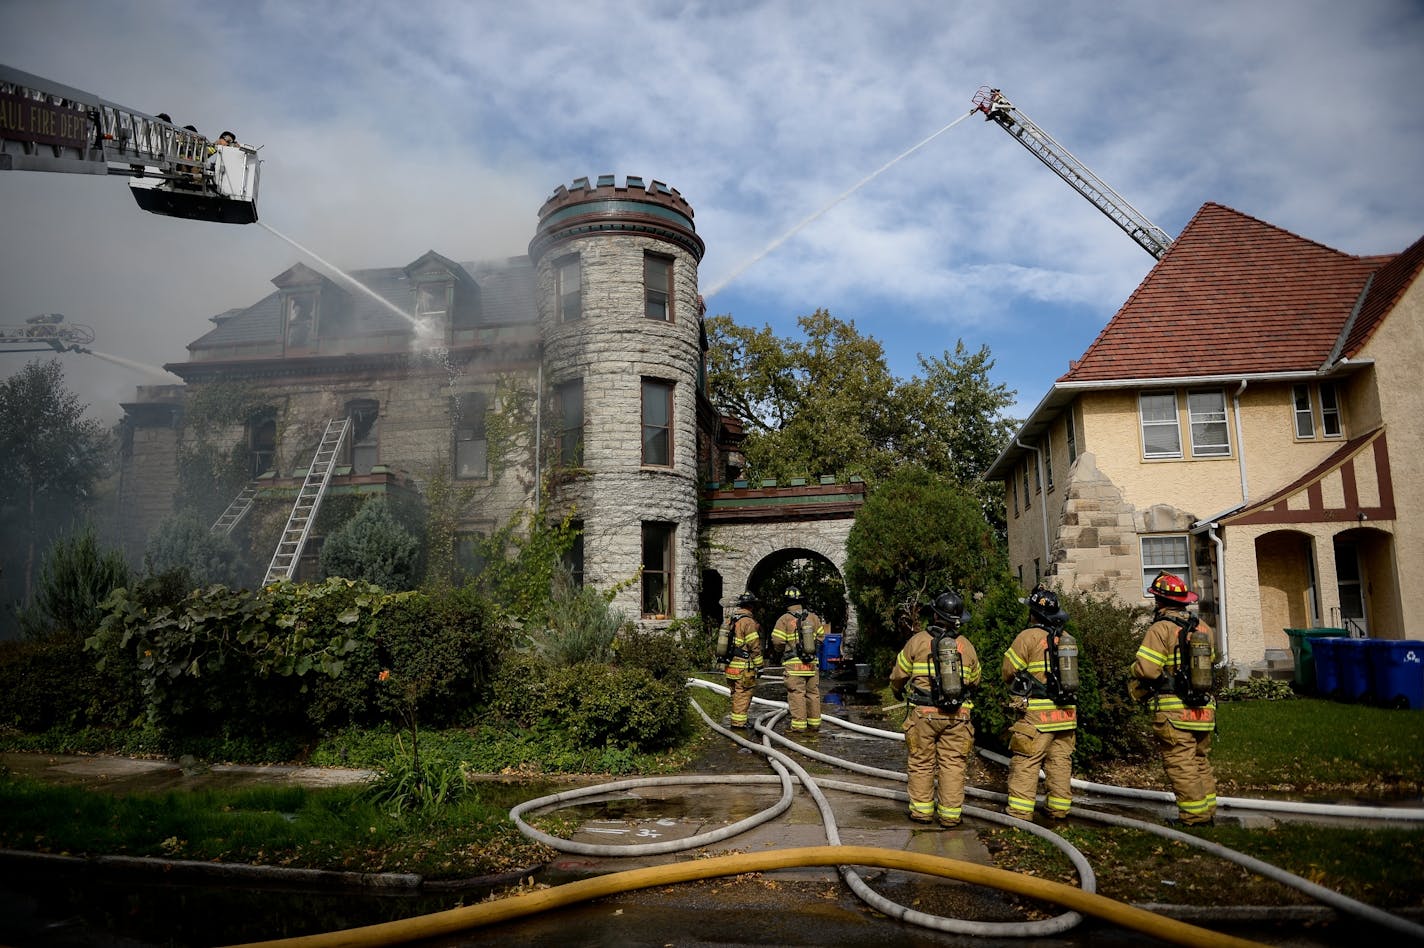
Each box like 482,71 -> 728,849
987,203 -> 1423,675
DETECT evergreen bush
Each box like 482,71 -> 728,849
143,512 -> 243,589
319,498 -> 421,591
16,526 -> 130,639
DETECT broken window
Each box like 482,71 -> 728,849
346,400 -> 379,474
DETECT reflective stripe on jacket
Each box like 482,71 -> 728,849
772,608 -> 827,675
724,612 -> 764,675
1132,610 -> 1217,730
1002,626 -> 1077,731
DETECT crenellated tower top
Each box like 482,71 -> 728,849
529,174 -> 704,263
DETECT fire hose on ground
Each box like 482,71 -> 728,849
228,676 -> 1424,947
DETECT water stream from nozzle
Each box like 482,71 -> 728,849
701,108 -> 978,301
84,349 -> 175,377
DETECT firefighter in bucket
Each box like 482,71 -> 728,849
890,591 -> 981,826
1131,571 -> 1219,827
1002,585 -> 1079,821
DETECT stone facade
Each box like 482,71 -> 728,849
117,175 -> 864,634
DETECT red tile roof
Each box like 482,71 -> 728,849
1342,232 -> 1424,358
1060,203 -> 1393,383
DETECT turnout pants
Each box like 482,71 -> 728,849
726,669 -> 757,727
1154,715 -> 1216,824
903,708 -> 974,823
1005,719 -> 1075,819
784,671 -> 822,730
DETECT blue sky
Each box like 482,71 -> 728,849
2,0 -> 1422,422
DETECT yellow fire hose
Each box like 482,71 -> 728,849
226,844 -> 1265,948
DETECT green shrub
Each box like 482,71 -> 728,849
551,662 -> 687,752
614,618 -> 700,684
966,583 -> 1155,766
143,512 -> 243,588
319,498 -> 421,591
306,586 -> 502,732
16,526 -> 130,639
487,651 -> 551,727
0,633 -> 140,731
1219,675 -> 1298,702
528,570 -> 627,666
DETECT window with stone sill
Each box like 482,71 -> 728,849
641,521 -> 674,617
346,400 -> 379,474
1141,535 -> 1191,599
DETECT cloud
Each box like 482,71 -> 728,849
3,0 -> 1422,426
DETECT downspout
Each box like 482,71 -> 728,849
1016,438 -> 1051,577
1206,522 -> 1229,668
534,362 -> 543,510
1231,379 -> 1248,502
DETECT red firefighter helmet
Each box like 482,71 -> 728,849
1148,571 -> 1198,604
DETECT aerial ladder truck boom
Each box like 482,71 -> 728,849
0,63 -> 259,224
0,314 -> 94,354
972,87 -> 1172,260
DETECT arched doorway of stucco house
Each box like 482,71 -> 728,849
744,547 -> 849,654
1254,529 -> 1319,654
1330,526 -> 1401,638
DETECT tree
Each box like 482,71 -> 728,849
893,340 -> 1019,531
320,498 -> 421,590
705,313 -> 1018,505
706,309 -> 902,484
15,525 -> 130,639
843,466 -> 1010,668
0,360 -> 111,627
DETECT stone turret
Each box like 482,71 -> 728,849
531,175 -> 705,621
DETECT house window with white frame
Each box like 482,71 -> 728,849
1141,535 -> 1191,598
1188,390 -> 1230,457
1319,382 -> 1343,438
1139,392 -> 1181,458
1291,384 -> 1315,439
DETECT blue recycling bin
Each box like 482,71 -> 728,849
1366,639 -> 1424,710
1334,638 -> 1373,702
818,633 -> 844,674
1312,636 -> 1343,699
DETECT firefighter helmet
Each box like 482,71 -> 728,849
931,590 -> 969,626
783,585 -> 804,605
734,591 -> 758,608
1024,585 -> 1067,626
1148,571 -> 1198,605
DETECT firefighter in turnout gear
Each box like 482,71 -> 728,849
1132,571 -> 1219,826
772,586 -> 829,731
1001,585 -> 1078,820
890,591 -> 981,826
721,592 -> 764,729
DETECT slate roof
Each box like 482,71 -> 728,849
187,254 -> 537,352
1060,203 -> 1391,383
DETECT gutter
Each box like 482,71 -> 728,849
1015,436 -> 1051,577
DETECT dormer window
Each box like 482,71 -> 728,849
285,293 -> 316,349
416,281 -> 450,319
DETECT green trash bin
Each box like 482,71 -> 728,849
1284,628 -> 1348,693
